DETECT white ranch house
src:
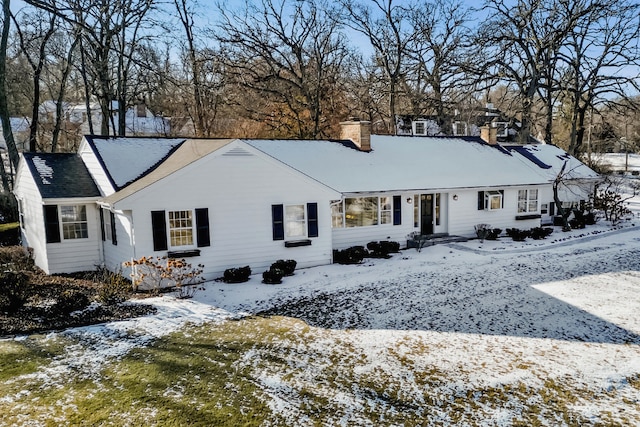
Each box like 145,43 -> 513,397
13,120 -> 598,278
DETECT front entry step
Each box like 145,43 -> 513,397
406,233 -> 468,251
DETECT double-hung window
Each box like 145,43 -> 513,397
518,189 -> 538,213
168,210 -> 194,247
331,200 -> 344,228
272,203 -> 318,241
380,196 -> 393,225
61,205 -> 88,239
285,205 -> 306,238
151,208 -> 209,251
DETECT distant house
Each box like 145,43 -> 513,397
38,100 -> 171,137
0,117 -> 30,151
15,120 -> 567,277
396,103 -> 523,142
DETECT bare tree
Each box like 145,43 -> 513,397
474,0 -> 593,144
12,7 -> 57,152
340,0 -> 415,134
0,0 -> 19,190
557,0 -> 640,156
218,0 -> 349,139
404,0 -> 470,130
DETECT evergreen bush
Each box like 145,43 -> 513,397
505,228 -> 530,242
262,268 -> 284,284
223,266 -> 252,283
271,259 -> 297,276
333,246 -> 368,264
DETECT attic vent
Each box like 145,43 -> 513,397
222,147 -> 254,157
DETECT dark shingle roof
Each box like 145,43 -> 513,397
22,152 -> 100,199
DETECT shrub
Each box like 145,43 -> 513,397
584,211 -> 597,225
271,259 -> 297,276
529,227 -> 553,240
0,271 -> 30,313
333,246 -> 368,265
486,228 -> 502,240
262,268 -> 284,284
223,266 -> 252,283
0,246 -> 34,272
366,241 -> 400,258
474,224 -> 491,242
124,256 -> 205,295
94,267 -> 132,306
52,289 -> 90,315
505,228 -> 530,242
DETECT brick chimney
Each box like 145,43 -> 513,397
340,118 -> 371,151
480,124 -> 498,145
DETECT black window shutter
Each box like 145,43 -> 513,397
195,208 -> 210,247
393,195 -> 402,225
499,190 -> 504,208
477,191 -> 485,210
549,202 -> 555,216
100,209 -> 106,241
151,210 -> 167,251
44,205 -> 61,243
272,204 -> 284,240
110,211 -> 117,245
307,202 -> 318,237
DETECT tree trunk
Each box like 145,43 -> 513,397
51,35 -> 80,153
0,0 -> 19,190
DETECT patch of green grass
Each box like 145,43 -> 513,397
0,335 -> 67,382
1,317 -> 638,426
0,222 -> 18,232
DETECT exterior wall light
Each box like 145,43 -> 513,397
453,194 -> 459,201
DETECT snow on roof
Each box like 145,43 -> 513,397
87,136 -> 186,190
22,152 -> 100,199
103,139 -> 235,205
246,136 -> 550,193
507,144 -> 599,181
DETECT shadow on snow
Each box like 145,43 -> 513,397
257,246 -> 640,345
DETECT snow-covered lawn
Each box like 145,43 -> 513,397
2,202 -> 640,425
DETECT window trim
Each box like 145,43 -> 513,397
285,204 -> 307,239
485,190 -> 503,211
518,189 -> 539,214
60,205 -> 89,240
337,195 -> 401,228
168,209 -> 195,249
413,120 -> 427,135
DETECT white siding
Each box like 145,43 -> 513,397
114,142 -> 339,281
101,209 -> 135,273
45,203 -> 102,274
13,162 -> 49,273
79,139 -> 113,196
448,186 -> 546,237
